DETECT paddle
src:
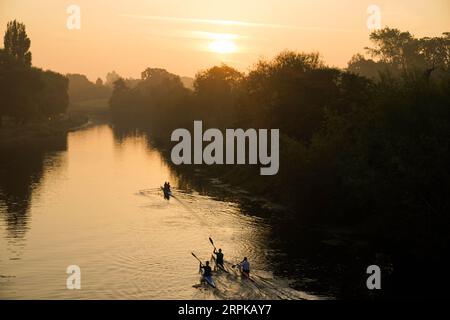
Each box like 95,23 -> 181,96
191,252 -> 203,265
209,238 -> 230,273
192,252 -> 204,274
209,237 -> 217,251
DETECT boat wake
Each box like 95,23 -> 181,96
136,187 -> 323,300
192,260 -> 321,300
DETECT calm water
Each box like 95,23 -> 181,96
0,124 -> 319,299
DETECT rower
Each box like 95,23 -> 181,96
163,182 -> 171,193
213,248 -> 224,269
200,261 -> 212,277
237,257 -> 250,278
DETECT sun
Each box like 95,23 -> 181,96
208,39 -> 237,54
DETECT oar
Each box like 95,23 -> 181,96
191,252 -> 203,265
209,237 -> 217,251
209,238 -> 230,273
192,252 -> 204,274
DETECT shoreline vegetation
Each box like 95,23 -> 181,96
0,113 -> 89,150
0,21 -> 109,150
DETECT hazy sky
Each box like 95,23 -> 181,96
1,0 -> 449,81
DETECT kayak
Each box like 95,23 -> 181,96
203,274 -> 216,288
160,186 -> 172,197
211,255 -> 228,273
235,265 -> 252,280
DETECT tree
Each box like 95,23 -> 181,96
0,48 -> 41,123
141,68 -> 178,83
112,78 -> 128,93
3,20 -> 32,66
67,73 -> 111,102
105,71 -> 121,87
242,51 -> 341,142
347,53 -> 394,79
1,21 -> 71,123
365,27 -> 418,69
349,28 -> 449,80
193,64 -> 243,127
38,70 -> 69,117
419,33 -> 450,72
0,49 -> 14,125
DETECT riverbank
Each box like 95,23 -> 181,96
0,112 -> 88,150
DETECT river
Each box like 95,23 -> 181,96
0,123 -> 324,299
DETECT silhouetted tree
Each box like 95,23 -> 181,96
105,71 -> 121,87
3,20 -> 32,66
67,73 -> 111,102
349,28 -> 449,80
193,64 -> 243,127
38,70 -> 69,117
1,21 -> 71,123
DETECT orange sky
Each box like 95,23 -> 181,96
1,0 -> 449,81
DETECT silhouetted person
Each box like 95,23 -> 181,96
213,248 -> 224,269
200,261 -> 212,277
237,257 -> 250,278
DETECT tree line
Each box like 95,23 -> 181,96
110,27 -> 450,252
0,20 -> 68,125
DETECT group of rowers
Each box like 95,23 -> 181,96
200,248 -> 251,279
163,181 -> 171,193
